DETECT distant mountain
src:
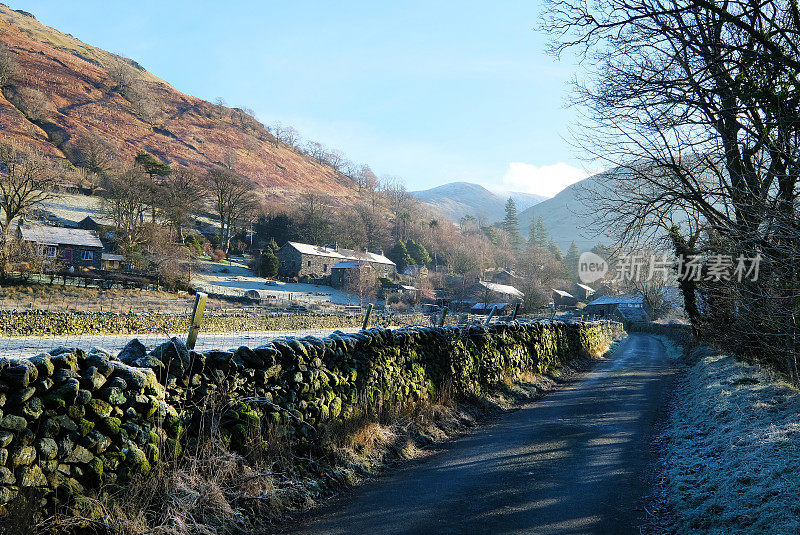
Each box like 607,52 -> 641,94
519,173 -> 613,253
413,182 -> 547,223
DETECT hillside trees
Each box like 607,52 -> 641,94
297,193 -> 334,246
547,0 -> 800,376
73,132 -> 114,189
0,145 -> 55,274
0,42 -> 18,88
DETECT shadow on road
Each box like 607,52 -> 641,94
265,334 -> 678,535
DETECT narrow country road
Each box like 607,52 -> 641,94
269,333 -> 677,535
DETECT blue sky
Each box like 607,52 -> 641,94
11,1 -> 592,196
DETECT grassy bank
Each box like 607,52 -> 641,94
651,347 -> 800,534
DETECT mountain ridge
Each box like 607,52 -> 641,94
413,181 -> 547,223
0,4 -> 356,201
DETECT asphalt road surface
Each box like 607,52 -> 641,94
0,328 -> 354,358
269,333 -> 677,535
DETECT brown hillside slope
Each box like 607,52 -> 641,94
0,4 -> 356,200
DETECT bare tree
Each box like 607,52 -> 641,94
203,166 -> 258,253
271,122 -> 300,148
0,145 -> 55,274
546,0 -> 800,376
103,166 -> 151,251
161,168 -> 203,242
324,149 -> 346,171
0,43 -> 18,88
303,140 -> 327,161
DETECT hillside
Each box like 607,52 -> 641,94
519,173 -> 613,252
413,181 -> 546,223
0,5 -> 355,200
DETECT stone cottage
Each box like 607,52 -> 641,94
277,241 -> 396,281
18,220 -> 103,270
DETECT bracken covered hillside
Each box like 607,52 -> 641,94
0,4 -> 356,200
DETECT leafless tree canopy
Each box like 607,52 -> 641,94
546,0 -> 800,376
203,166 -> 258,253
0,145 -> 55,273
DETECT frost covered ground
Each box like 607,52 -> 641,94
662,347 -> 800,533
192,260 -> 363,305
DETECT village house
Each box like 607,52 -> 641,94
583,293 -> 651,323
552,289 -> 578,307
277,242 -> 397,281
17,220 -> 103,270
574,283 -> 595,302
449,277 -> 524,312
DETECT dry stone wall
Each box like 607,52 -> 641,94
0,310 -> 391,337
0,320 -> 621,510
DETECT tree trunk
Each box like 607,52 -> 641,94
670,226 -> 702,338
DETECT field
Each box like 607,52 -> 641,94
192,259 -> 365,306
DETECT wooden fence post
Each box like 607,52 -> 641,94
485,306 -> 497,325
186,292 -> 207,350
362,303 -> 373,330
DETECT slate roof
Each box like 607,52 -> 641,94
478,280 -> 524,298
552,289 -> 575,298
286,242 -> 395,266
19,222 -> 103,248
586,294 -> 645,306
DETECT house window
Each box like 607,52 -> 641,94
307,260 -> 311,267
385,265 -> 389,272
81,250 -> 94,261
323,264 -> 328,272
37,245 -> 57,257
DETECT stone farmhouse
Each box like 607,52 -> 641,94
17,220 -> 103,270
277,242 -> 397,282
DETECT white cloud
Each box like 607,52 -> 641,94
500,162 -> 595,197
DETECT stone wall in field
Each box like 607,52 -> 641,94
0,310 -> 393,337
0,320 -> 621,510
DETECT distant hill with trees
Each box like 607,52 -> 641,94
413,182 -> 546,223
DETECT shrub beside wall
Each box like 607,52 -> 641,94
0,320 -> 621,511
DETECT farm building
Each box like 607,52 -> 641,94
277,242 -> 396,280
552,289 -> 578,307
330,260 -> 373,287
575,283 -> 595,301
583,294 -> 651,322
448,278 -> 524,311
17,220 -> 103,270
100,253 -> 125,271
